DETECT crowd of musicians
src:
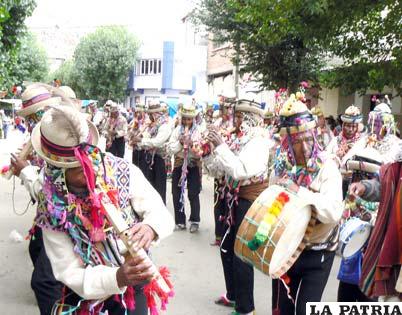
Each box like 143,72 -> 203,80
5,82 -> 402,315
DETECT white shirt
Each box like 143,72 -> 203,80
203,131 -> 271,184
20,162 -> 174,300
140,123 -> 173,150
270,158 -> 343,245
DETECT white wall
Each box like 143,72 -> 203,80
318,87 -> 339,117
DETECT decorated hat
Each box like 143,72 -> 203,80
368,102 -> 395,136
180,103 -> 197,118
18,86 -> 61,117
134,104 -> 146,112
264,110 -> 275,119
341,105 -> 362,123
310,106 -> 324,117
235,99 -> 263,116
110,102 -> 120,113
31,106 -> 99,168
218,90 -> 237,107
278,94 -> 316,135
147,101 -> 166,113
59,86 -> 76,99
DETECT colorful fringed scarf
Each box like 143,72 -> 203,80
274,129 -> 324,188
34,147 -> 173,314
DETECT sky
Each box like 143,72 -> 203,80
26,0 -> 197,43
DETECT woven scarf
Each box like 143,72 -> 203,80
360,162 -> 402,298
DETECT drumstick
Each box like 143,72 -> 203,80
98,187 -> 171,294
4,140 -> 33,180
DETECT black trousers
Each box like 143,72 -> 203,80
144,153 -> 167,204
172,165 -> 201,225
214,179 -> 225,240
132,149 -> 144,168
221,198 -> 254,314
108,136 -> 125,158
61,285 -> 147,315
337,281 -> 373,302
272,250 -> 335,315
30,229 -> 63,315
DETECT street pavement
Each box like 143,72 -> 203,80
0,129 -> 340,314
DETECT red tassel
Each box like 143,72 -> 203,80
78,302 -> 90,315
273,308 -> 280,315
144,281 -> 158,315
113,294 -> 120,303
124,286 -> 136,310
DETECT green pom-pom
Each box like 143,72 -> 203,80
247,238 -> 260,251
248,231 -> 269,251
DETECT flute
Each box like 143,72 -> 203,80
3,139 -> 33,180
98,186 -> 171,294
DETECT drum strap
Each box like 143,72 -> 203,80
306,225 -> 339,251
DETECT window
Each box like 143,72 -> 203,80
137,59 -> 162,76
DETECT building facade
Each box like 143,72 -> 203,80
126,39 -> 208,114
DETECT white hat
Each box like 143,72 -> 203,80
110,103 -> 120,113
59,86 -> 77,99
341,105 -> 362,123
147,102 -> 166,113
180,103 -> 197,118
18,86 -> 61,117
31,106 -> 99,168
235,99 -> 263,116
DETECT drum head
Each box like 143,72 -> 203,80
343,225 -> 371,258
269,205 -> 311,277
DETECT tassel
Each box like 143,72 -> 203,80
114,294 -> 121,303
273,308 -> 280,315
124,286 -> 136,310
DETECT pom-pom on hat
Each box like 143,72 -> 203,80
278,94 -> 316,135
341,105 -> 362,123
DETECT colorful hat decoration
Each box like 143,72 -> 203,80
180,103 -> 197,118
368,102 -> 395,137
341,105 -> 362,123
31,106 -> 99,168
18,86 -> 61,118
310,106 -> 324,117
278,93 -> 316,135
235,99 -> 264,116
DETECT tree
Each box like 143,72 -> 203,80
49,59 -> 82,94
72,26 -> 140,103
193,0 -> 402,95
0,0 -> 37,92
11,32 -> 49,84
193,0 -> 325,92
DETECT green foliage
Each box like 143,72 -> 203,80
12,32 -> 49,84
193,0 -> 402,95
0,0 -> 37,91
71,26 -> 140,103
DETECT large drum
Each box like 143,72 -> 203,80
235,185 -> 317,278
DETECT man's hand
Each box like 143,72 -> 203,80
10,153 -> 29,177
116,255 -> 154,288
349,182 -> 366,197
206,129 -> 223,147
127,224 -> 156,251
